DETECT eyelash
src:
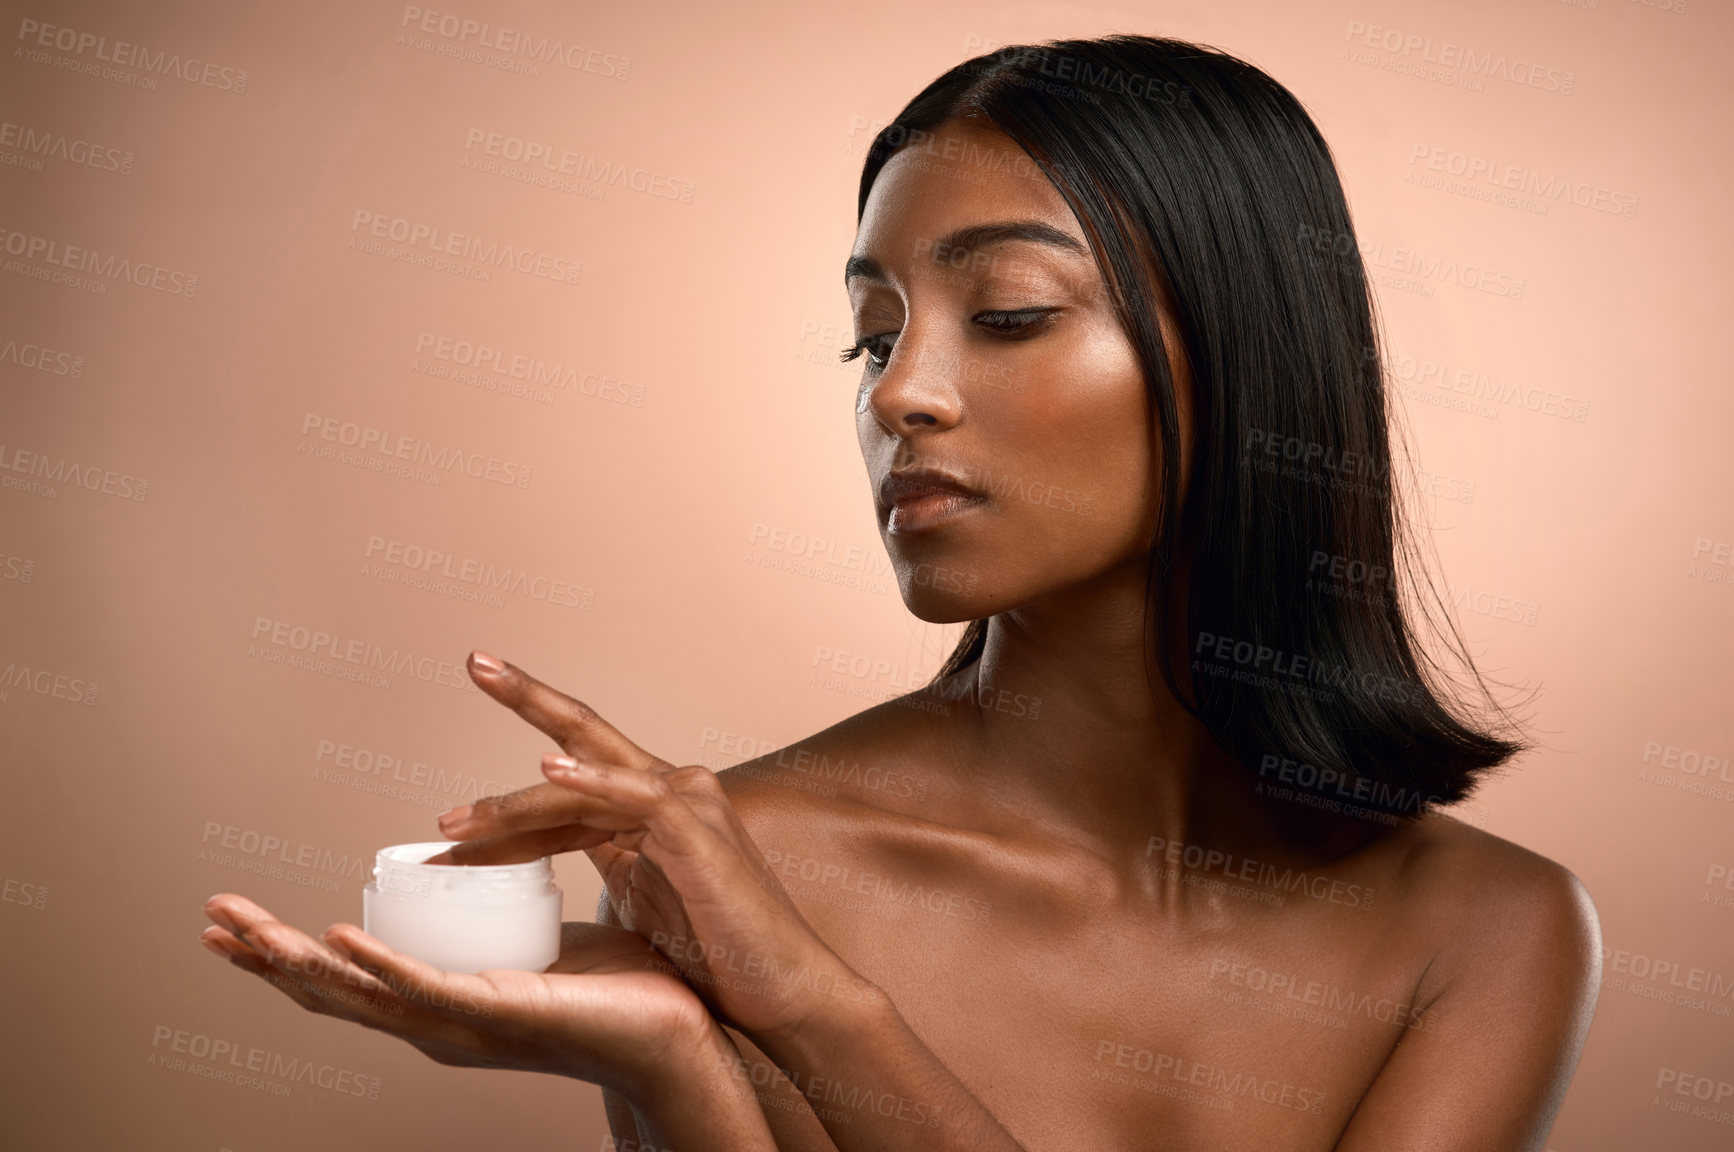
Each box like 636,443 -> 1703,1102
839,309 -> 1056,368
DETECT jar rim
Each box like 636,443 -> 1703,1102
376,841 -> 553,875
370,841 -> 555,899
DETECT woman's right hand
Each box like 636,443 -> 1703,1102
427,653 -> 884,1048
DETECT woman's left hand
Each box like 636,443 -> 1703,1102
201,893 -> 735,1095
428,651 -> 882,1046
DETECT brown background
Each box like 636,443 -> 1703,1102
1,0 -> 1729,1149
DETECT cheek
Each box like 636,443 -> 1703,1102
987,339 -> 1154,546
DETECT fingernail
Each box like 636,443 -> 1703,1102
469,651 -> 505,675
437,804 -> 472,828
547,755 -> 578,773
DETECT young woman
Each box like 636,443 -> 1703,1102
202,35 -> 1600,1151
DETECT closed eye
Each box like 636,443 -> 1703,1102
973,308 -> 1059,338
840,308 -> 1059,371
839,333 -> 895,369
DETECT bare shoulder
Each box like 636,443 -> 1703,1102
710,697 -> 947,829
1382,811 -> 1602,1007
1328,817 -> 1603,1148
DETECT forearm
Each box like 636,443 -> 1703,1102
747,986 -> 1029,1152
619,1032 -> 780,1151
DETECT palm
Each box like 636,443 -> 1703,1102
399,921 -> 714,1083
200,893 -> 722,1093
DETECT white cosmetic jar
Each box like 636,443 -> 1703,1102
362,842 -> 562,974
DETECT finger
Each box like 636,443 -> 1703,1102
201,925 -> 270,974
204,896 -> 430,1030
434,758 -> 649,842
423,821 -> 618,867
545,759 -> 730,870
585,840 -> 638,895
203,897 -> 500,1065
321,923 -> 500,1021
579,779 -> 803,917
205,894 -> 393,993
584,846 -> 689,939
465,651 -> 668,770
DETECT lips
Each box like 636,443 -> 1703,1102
879,467 -> 982,509
879,466 -> 987,535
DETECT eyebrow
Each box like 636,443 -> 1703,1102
844,219 -> 1090,286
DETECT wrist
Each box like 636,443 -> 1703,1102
627,1022 -> 778,1150
611,1008 -> 735,1105
756,967 -> 899,1072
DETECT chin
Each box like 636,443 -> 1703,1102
899,594 -> 980,625
895,563 -> 1001,623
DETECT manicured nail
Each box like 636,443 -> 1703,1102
469,651 -> 505,675
547,755 -> 579,773
437,804 -> 472,828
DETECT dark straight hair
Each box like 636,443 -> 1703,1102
854,35 -> 1530,818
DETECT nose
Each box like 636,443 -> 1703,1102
859,332 -> 965,435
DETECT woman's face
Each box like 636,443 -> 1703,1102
850,115 -> 1183,623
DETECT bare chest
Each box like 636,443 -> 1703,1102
755,830 -> 1429,1151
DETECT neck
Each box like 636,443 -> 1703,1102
941,552 -> 1217,852
932,550 -> 1378,872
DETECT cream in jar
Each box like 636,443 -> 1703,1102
362,842 -> 562,974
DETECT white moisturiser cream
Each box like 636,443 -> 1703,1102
362,842 -> 562,974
